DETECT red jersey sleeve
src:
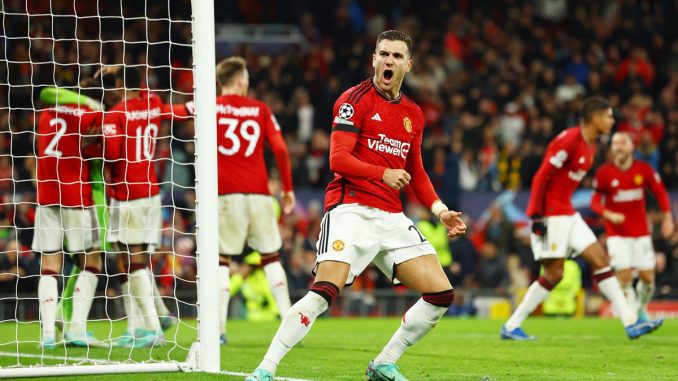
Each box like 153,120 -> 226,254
590,167 -> 607,215
161,102 -> 193,121
80,110 -> 103,158
102,112 -> 124,162
262,105 -> 293,192
328,94 -> 385,181
526,130 -> 576,217
405,115 -> 438,209
642,162 -> 671,212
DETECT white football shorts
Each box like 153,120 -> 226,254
530,212 -> 597,261
315,203 -> 436,285
218,193 -> 282,255
108,194 -> 162,246
606,235 -> 655,271
32,205 -> 100,253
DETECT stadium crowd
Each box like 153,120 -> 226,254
1,0 -> 678,311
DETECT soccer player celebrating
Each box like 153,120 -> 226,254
34,81 -> 106,349
591,132 -> 674,320
101,67 -> 166,347
246,30 -> 466,381
500,98 -> 664,341
169,57 -> 296,345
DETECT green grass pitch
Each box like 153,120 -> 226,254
0,317 -> 676,380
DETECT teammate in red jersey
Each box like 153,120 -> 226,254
33,83 -> 106,349
591,132 -> 674,320
247,30 -> 466,381
168,57 -> 296,345
501,98 -> 664,341
101,67 -> 166,346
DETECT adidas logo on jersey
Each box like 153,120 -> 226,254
371,113 -> 382,121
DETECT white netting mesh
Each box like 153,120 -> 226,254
0,0 -> 201,371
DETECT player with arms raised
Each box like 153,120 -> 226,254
500,98 -> 664,340
247,30 -> 466,381
591,132 -> 674,320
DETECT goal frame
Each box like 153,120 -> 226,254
0,0 -> 220,377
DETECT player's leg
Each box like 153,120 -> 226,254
503,257 -> 563,337
38,251 -> 63,349
260,252 -> 291,316
218,255 -> 232,345
502,215 -> 572,339
115,251 -> 143,345
634,236 -> 657,321
127,247 -> 162,335
55,261 -> 80,336
636,269 -> 655,320
67,250 -> 102,340
580,242 -> 637,326
249,205 -> 366,380
146,245 -> 172,327
66,207 -> 103,344
32,206 -> 65,349
370,253 -> 453,379
248,195 -> 291,317
218,194 -> 249,343
580,240 -> 663,338
615,268 -> 636,316
606,237 -> 637,317
250,260 -> 349,379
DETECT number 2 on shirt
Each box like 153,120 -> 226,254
218,117 -> 261,157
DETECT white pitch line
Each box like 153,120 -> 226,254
0,351 -> 117,364
220,370 -> 314,381
0,352 -> 314,380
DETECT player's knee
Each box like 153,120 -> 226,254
309,281 -> 340,307
423,288 -> 455,308
538,275 -> 561,290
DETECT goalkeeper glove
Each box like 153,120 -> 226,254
531,215 -> 547,236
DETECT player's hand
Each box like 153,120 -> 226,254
82,125 -> 101,147
661,214 -> 674,239
603,210 -> 625,225
281,191 -> 295,215
439,210 -> 467,238
382,168 -> 411,190
531,216 -> 547,236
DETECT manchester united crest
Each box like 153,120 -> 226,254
403,117 -> 412,133
332,240 -> 345,251
633,174 -> 643,185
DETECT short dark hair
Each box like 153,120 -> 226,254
216,57 -> 247,87
116,66 -> 142,88
376,30 -> 413,56
581,97 -> 610,122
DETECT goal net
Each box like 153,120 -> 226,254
0,0 -> 220,377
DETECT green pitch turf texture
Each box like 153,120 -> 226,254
0,317 -> 676,381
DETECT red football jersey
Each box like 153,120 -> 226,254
526,127 -> 596,217
324,79 -> 439,213
36,105 -> 98,207
592,160 -> 671,237
185,95 -> 292,195
102,94 -> 163,201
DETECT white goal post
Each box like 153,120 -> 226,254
0,0 -> 220,377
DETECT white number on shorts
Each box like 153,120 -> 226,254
218,118 -> 261,157
44,117 -> 67,157
135,123 -> 158,161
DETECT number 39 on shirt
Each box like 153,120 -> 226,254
218,117 -> 261,157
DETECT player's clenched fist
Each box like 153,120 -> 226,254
382,168 -> 411,190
